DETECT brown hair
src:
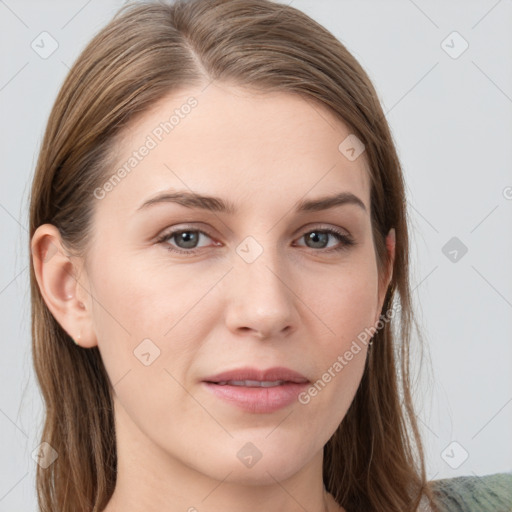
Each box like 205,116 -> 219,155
29,0 -> 436,510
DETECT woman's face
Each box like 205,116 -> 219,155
60,84 -> 393,484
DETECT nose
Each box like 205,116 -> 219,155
223,243 -> 299,340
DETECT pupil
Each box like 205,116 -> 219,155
178,231 -> 197,248
308,231 -> 327,248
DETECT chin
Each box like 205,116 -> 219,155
185,438 -> 317,486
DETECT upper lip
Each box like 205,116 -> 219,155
203,366 -> 309,384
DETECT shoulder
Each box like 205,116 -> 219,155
428,472 -> 512,512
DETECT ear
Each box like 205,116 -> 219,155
375,227 -> 395,324
31,224 -> 97,348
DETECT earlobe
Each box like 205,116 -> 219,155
31,224 -> 96,348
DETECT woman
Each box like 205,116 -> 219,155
28,1 -> 512,511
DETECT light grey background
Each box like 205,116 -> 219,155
1,0 -> 511,509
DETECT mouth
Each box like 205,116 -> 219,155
213,379 -> 294,387
202,366 -> 310,413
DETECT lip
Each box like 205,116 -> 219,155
203,366 -> 309,384
202,366 -> 310,414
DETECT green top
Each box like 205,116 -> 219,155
430,472 -> 512,511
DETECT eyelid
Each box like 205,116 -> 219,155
293,222 -> 350,238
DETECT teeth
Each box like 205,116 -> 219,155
216,380 -> 286,387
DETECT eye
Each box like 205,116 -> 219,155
156,227 -> 217,255
294,227 -> 355,252
156,225 -> 356,256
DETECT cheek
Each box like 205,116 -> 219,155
88,245 -> 194,338
309,254 -> 380,351
87,257 -> 215,450
297,258 -> 378,423
87,251 -> 227,386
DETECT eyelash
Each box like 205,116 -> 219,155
155,225 -> 356,256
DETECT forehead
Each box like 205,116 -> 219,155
100,83 -> 371,216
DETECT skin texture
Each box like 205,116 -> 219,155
32,83 -> 395,512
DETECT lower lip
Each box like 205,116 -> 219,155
202,382 -> 309,413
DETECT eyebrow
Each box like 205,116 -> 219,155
137,190 -> 367,214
